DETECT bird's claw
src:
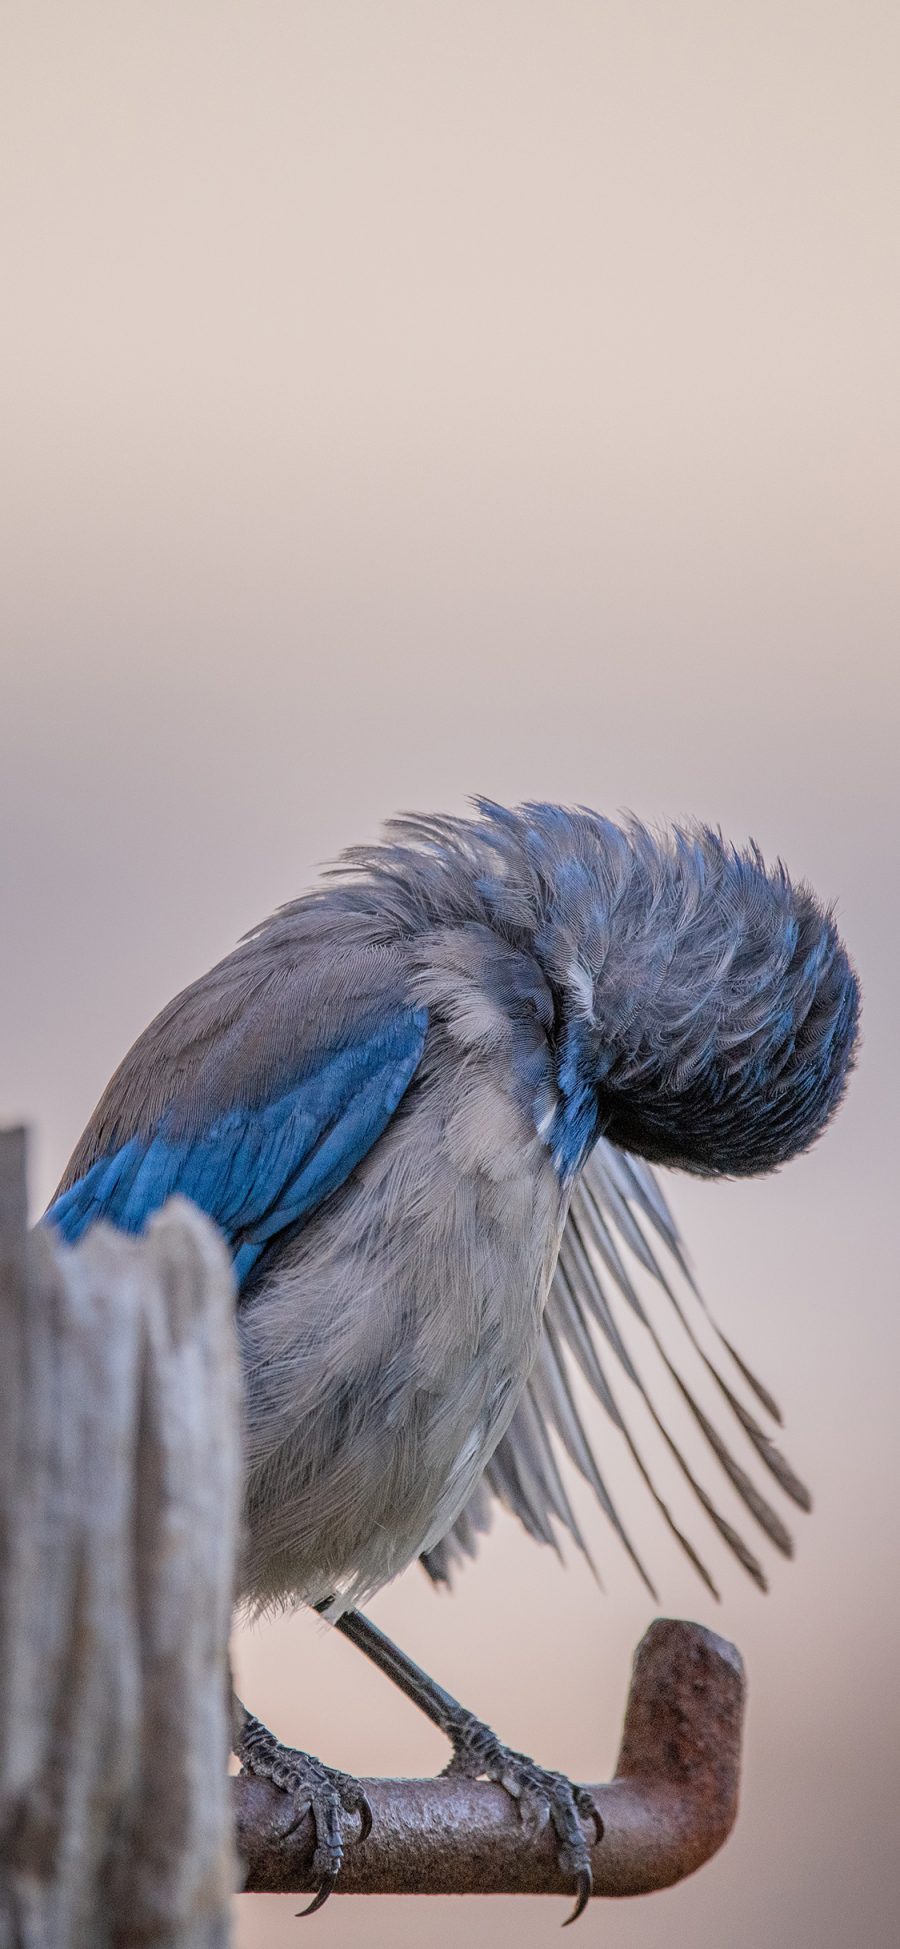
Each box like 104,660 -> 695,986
564,1865 -> 593,1927
443,1709 -> 601,1923
237,1709 -> 371,1915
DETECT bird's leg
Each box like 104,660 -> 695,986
233,1693 -> 372,1914
329,1609 -> 600,1924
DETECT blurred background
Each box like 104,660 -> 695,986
2,4 -> 898,1944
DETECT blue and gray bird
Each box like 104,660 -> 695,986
46,801 -> 859,1917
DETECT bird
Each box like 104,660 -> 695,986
45,800 -> 860,1920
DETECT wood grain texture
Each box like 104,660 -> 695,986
0,1131 -> 241,1949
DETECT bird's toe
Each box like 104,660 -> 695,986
237,1710 -> 370,1914
443,1711 -> 601,1923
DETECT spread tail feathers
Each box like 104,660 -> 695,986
421,1140 -> 810,1596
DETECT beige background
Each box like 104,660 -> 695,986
2,5 -> 898,1944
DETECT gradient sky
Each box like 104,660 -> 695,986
3,6 -> 899,1945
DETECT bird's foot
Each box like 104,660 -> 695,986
442,1710 -> 601,1924
237,1708 -> 372,1915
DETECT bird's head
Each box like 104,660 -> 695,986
498,806 -> 860,1180
321,798 -> 860,1183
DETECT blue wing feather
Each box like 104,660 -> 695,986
46,1007 -> 428,1286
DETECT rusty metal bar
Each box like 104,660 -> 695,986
234,1616 -> 745,1903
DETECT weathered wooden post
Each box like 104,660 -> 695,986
0,1129 -> 241,1949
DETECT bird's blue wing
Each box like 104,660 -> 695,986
46,1006 -> 428,1288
